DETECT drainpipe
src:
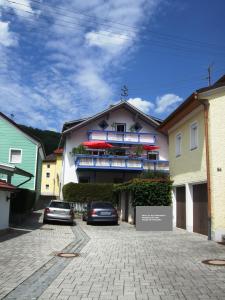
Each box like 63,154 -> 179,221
195,93 -> 211,240
16,176 -> 33,188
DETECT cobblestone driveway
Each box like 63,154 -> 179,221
1,212 -> 225,300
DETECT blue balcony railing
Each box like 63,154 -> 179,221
75,154 -> 169,172
87,130 -> 156,145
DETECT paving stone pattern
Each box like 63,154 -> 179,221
40,221 -> 225,300
1,214 -> 225,300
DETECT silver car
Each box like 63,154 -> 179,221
43,200 -> 74,225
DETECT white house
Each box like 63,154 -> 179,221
61,101 -> 169,189
0,163 -> 33,231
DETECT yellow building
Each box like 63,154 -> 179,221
160,75 -> 225,242
41,148 -> 63,198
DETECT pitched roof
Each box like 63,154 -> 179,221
0,180 -> 17,191
159,74 -> 225,134
54,148 -> 63,154
0,112 -> 46,157
197,74 -> 225,93
62,101 -> 160,135
43,153 -> 56,162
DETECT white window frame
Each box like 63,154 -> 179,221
45,184 -> 49,190
46,172 -> 50,178
190,121 -> 198,150
9,148 -> 22,164
175,133 -> 182,157
47,164 -> 51,168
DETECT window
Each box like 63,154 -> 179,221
131,122 -> 142,132
98,120 -> 108,130
46,172 -> 50,178
45,184 -> 49,190
47,164 -> 50,168
175,133 -> 182,157
190,122 -> 198,150
10,149 -> 22,163
147,151 -> 159,160
116,123 -> 126,132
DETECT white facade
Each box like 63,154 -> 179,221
61,102 -> 169,189
0,191 -> 10,230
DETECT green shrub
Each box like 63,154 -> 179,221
10,189 -> 36,213
63,182 -> 116,204
114,178 -> 172,207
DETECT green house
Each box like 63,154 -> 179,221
0,112 -> 45,199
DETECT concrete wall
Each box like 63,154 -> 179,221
120,191 -> 135,224
0,191 -> 10,230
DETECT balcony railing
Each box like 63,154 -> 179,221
87,130 -> 156,145
75,154 -> 169,172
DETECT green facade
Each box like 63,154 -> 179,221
0,116 -> 43,192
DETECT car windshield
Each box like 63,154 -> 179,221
49,201 -> 70,209
91,202 -> 114,209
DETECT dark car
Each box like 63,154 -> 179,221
85,202 -> 118,225
43,200 -> 74,225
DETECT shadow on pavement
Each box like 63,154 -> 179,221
0,227 -> 32,243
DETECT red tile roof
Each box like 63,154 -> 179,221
54,148 -> 63,154
0,180 -> 17,191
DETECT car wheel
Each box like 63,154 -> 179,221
43,219 -> 47,224
87,221 -> 91,225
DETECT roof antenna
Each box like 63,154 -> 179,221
121,85 -> 128,101
206,63 -> 214,86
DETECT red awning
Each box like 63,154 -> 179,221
143,145 -> 160,151
82,141 -> 113,149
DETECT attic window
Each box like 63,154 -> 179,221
133,122 -> 142,132
98,120 -> 108,130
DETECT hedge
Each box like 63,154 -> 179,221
114,178 -> 173,207
62,182 -> 116,204
10,188 -> 36,213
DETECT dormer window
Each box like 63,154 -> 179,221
116,123 -> 126,132
132,122 -> 142,132
98,120 -> 108,130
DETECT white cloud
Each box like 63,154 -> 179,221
0,0 -> 163,130
155,93 -> 183,113
0,0 -> 34,18
0,21 -> 17,46
85,30 -> 133,55
128,98 -> 154,113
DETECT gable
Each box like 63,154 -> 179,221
62,101 -> 159,135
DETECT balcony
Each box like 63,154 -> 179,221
75,154 -> 169,172
87,130 -> 156,145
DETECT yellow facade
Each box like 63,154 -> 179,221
166,86 -> 225,240
41,152 -> 62,197
203,89 -> 225,237
169,107 -> 207,186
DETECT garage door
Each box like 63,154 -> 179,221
176,186 -> 186,229
193,183 -> 208,235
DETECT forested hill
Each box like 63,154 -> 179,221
19,125 -> 61,156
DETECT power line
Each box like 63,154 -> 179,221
4,0 -> 225,55
21,0 -> 225,50
3,3 -> 225,60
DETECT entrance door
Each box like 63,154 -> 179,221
176,186 -> 186,229
193,183 -> 208,235
124,192 -> 129,222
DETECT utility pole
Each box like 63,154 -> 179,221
121,85 -> 128,101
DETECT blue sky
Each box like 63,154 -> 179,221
0,0 -> 225,131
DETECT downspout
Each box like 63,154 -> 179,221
195,93 -> 211,240
16,176 -> 33,188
